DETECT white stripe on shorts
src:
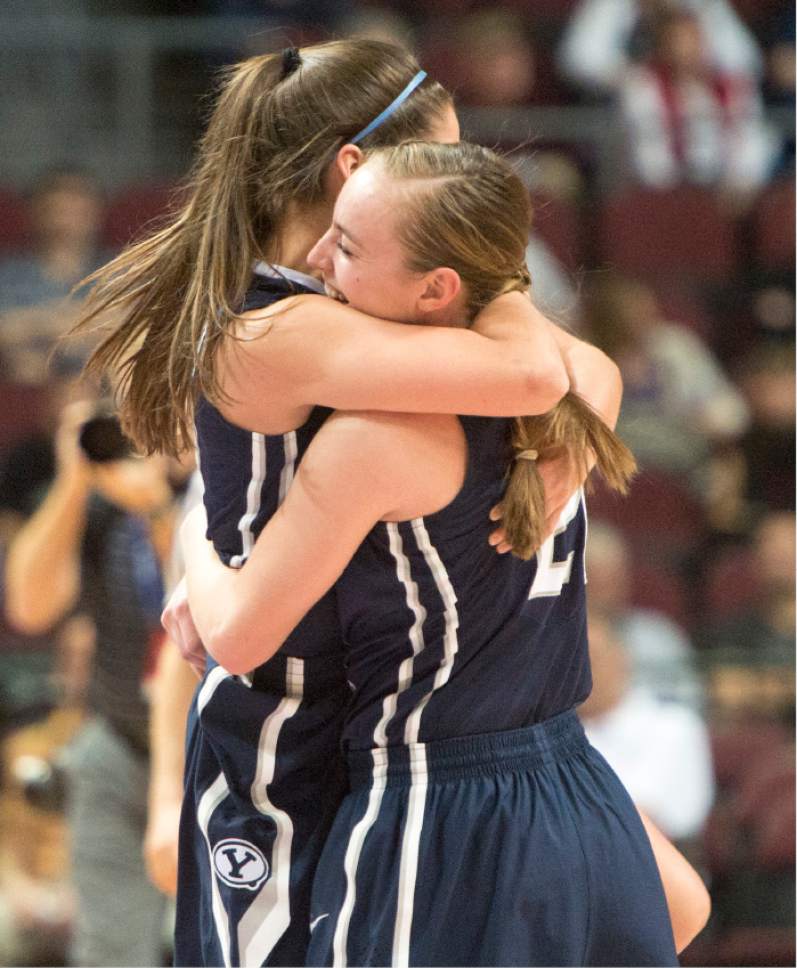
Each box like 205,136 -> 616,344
236,657 -> 304,967
198,772 -> 233,968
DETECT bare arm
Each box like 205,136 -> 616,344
220,292 -> 568,430
176,413 -> 445,674
144,637 -> 196,896
4,404 -> 95,634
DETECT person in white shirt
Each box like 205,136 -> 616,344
580,607 -> 715,841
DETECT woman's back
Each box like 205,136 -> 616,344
336,414 -> 592,752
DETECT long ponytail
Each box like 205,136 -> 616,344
502,393 -> 637,560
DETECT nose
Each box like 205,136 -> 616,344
308,227 -> 334,272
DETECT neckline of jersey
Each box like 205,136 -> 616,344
253,261 -> 325,294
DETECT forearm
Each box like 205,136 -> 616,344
148,638 -> 195,809
546,324 -> 623,428
4,473 -> 90,634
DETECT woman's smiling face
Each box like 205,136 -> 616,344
308,161 -> 429,323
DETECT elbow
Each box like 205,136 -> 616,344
203,621 -> 275,677
524,357 -> 569,414
4,595 -> 55,638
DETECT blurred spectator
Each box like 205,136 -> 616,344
338,5 -> 416,51
585,520 -> 702,708
558,0 -> 762,96
580,607 -> 715,841
443,9 -> 538,107
0,167 -> 111,385
583,274 -> 749,483
616,10 -> 778,202
700,510 -> 794,724
0,166 -> 109,314
3,399 -> 189,967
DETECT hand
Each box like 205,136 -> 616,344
161,577 -> 207,678
54,399 -> 96,490
488,447 -> 586,555
536,447 -> 585,542
143,798 -> 182,897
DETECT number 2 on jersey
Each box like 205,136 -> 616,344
527,490 -> 582,600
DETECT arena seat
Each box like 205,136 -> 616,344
752,177 -> 795,273
102,182 -> 181,250
588,470 -> 707,563
0,188 -> 31,253
630,559 -> 689,628
599,186 -> 737,281
703,545 -> 758,619
530,192 -> 584,270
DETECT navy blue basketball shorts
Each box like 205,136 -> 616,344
175,655 -> 349,967
306,710 -> 678,967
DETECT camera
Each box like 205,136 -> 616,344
78,409 -> 134,463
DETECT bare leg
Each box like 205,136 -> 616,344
638,808 -> 711,953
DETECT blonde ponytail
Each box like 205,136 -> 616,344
502,392 -> 637,560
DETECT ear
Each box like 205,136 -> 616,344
416,267 -> 462,314
325,143 -> 364,197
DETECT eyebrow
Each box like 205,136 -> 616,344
333,220 -> 362,248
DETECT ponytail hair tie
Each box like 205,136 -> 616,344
515,449 -> 538,462
280,46 -> 302,80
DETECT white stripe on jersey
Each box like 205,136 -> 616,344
332,523 -> 427,967
198,772 -> 233,968
278,431 -> 298,505
237,657 -> 304,967
392,519 -> 459,966
230,433 -> 267,569
403,518 -> 460,744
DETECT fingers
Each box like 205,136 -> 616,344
488,528 -> 513,554
488,504 -> 503,522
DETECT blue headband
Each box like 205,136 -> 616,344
350,70 -> 428,145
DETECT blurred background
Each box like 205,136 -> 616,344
0,0 -> 793,965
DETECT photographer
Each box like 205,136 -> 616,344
4,398 -> 189,967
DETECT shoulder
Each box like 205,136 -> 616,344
302,412 -> 465,520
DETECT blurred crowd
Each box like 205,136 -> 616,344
0,1 -> 793,966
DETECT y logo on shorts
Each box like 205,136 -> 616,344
212,838 -> 270,890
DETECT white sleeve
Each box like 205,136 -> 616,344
696,0 -> 764,77
618,70 -> 678,187
558,0 -> 637,92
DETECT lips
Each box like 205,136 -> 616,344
324,282 -> 349,304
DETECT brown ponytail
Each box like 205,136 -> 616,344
70,40 -> 451,456
502,393 -> 637,559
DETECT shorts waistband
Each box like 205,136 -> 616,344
347,709 -> 587,789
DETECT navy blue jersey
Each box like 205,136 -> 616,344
177,264 -> 349,967
194,264 -> 339,662
336,415 -> 592,752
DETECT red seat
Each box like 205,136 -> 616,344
102,182 -> 181,250
752,178 -> 795,273
588,470 -> 707,563
530,192 -> 584,270
0,188 -> 31,253
599,186 -> 737,281
630,559 -> 689,627
703,545 -> 758,619
0,382 -> 51,448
